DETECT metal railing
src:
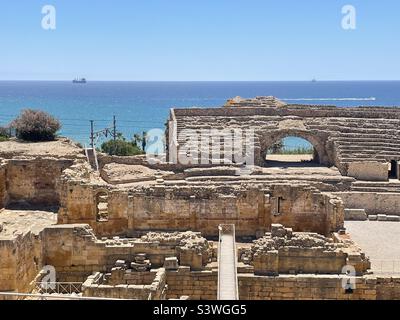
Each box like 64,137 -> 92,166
34,282 -> 82,295
0,292 -> 130,300
372,260 -> 400,275
217,224 -> 239,300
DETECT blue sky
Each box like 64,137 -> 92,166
0,0 -> 399,81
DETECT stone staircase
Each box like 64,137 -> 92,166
171,104 -> 400,170
351,181 -> 400,193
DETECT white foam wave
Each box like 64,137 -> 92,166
281,97 -> 376,101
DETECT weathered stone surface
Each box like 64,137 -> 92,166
345,209 -> 368,221
242,224 -> 370,276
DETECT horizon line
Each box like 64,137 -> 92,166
1,79 -> 400,83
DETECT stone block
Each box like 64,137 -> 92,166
344,209 -> 367,221
164,257 -> 179,270
377,214 -> 387,221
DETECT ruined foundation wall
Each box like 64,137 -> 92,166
41,225 -> 210,282
165,269 -> 400,300
0,232 -> 43,293
83,269 -> 167,300
334,192 -> 400,216
59,179 -> 344,238
166,268 -> 218,300
5,158 -> 74,206
238,275 -> 377,300
0,163 -> 8,208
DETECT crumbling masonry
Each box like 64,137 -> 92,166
1,97 -> 400,300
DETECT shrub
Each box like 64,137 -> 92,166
11,109 -> 61,142
101,139 -> 143,156
0,127 -> 11,141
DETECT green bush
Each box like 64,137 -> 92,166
0,127 -> 10,141
11,109 -> 61,142
101,139 -> 143,156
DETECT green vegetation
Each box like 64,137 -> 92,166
11,109 -> 61,142
0,127 -> 11,142
100,134 -> 145,156
268,141 -> 284,154
268,139 -> 314,155
273,147 -> 314,155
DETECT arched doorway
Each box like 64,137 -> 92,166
265,136 -> 318,166
258,130 -> 331,167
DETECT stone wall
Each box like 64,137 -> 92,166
41,225 -> 211,282
59,174 -> 345,238
168,101 -> 400,173
5,158 -> 74,207
346,162 -> 389,181
165,268 -> 400,300
166,267 -> 218,300
82,269 -> 167,300
335,192 -> 400,216
0,232 -> 42,293
238,274 -> 377,300
0,162 -> 8,208
241,225 -> 370,276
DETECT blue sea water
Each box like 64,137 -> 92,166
0,81 -> 399,148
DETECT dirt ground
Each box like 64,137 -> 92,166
0,138 -> 84,159
0,209 -> 57,239
266,154 -> 314,162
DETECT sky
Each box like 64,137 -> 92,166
0,0 -> 399,81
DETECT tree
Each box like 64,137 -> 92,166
0,127 -> 11,142
11,109 -> 61,142
101,137 -> 143,156
268,140 -> 284,154
132,132 -> 148,151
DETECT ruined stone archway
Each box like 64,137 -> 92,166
257,129 -> 333,167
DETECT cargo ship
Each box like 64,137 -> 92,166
73,77 -> 87,84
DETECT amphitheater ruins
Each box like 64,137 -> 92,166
1,96 -> 400,300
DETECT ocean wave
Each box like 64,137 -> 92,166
280,97 -> 376,101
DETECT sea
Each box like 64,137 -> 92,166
0,81 -> 399,148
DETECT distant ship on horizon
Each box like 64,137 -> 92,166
311,78 -> 317,82
73,77 -> 87,84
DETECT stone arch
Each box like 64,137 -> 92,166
257,129 -> 333,166
95,189 -> 109,222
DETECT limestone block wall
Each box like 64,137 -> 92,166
252,250 -> 347,276
238,274 -> 377,300
165,269 -> 400,300
41,225 -> 210,282
268,185 -> 344,236
82,269 -> 167,300
5,158 -> 74,206
0,162 -> 8,208
346,162 -> 389,181
335,192 -> 400,216
0,232 -> 42,293
376,277 -> 400,299
166,267 -> 218,300
58,183 -> 129,236
169,103 -> 400,174
59,177 -> 344,238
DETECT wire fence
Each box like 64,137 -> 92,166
371,260 -> 400,275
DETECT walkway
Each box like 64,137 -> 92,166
217,224 -> 239,300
